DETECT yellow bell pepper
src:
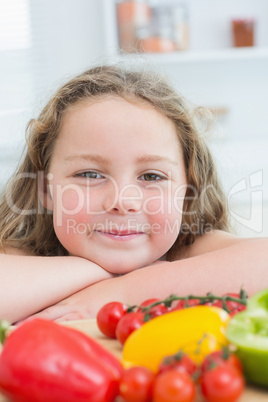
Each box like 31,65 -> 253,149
122,305 -> 230,372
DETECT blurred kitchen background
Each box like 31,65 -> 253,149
0,0 -> 268,237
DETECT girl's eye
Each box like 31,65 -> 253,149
139,173 -> 163,181
75,171 -> 103,179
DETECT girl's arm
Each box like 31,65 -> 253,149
28,236 -> 268,321
0,252 -> 112,323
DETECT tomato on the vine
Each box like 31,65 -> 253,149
137,299 -> 160,310
200,363 -> 245,402
153,370 -> 196,402
138,298 -> 170,318
171,299 -> 200,311
158,352 -> 197,377
213,293 -> 246,316
201,349 -> 243,375
119,366 -> 155,402
96,301 -> 128,338
116,311 -> 145,345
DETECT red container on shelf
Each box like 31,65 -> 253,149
232,18 -> 255,47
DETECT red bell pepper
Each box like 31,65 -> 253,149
0,318 -> 123,402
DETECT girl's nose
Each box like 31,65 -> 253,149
102,183 -> 143,215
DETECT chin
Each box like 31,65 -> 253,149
99,258 -> 149,275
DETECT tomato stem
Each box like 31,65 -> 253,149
126,305 -> 137,313
138,291 -> 248,315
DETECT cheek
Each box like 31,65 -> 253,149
52,186 -> 105,221
53,187 -> 85,213
143,189 -> 170,216
146,188 -> 185,239
52,187 -> 90,239
150,211 -> 182,239
53,210 -> 91,253
144,187 -> 185,217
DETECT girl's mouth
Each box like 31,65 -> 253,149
94,230 -> 146,241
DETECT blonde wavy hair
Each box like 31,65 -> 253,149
0,64 -> 229,259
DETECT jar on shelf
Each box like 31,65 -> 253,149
139,3 -> 176,52
231,18 -> 255,47
138,1 -> 189,53
116,0 -> 151,53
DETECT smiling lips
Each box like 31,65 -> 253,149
95,230 -> 146,241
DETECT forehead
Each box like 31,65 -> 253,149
56,97 -> 182,160
64,96 -> 174,125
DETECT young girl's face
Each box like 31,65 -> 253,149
45,97 -> 187,273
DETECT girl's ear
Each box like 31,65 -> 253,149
38,172 -> 53,212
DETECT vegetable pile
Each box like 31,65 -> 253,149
1,289 -> 268,401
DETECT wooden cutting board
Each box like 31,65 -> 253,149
0,319 -> 267,401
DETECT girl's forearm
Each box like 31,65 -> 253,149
124,237 -> 268,302
0,254 -> 111,323
25,237 -> 268,322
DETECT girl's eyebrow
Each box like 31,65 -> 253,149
64,154 -> 110,165
64,154 -> 179,166
137,155 -> 179,166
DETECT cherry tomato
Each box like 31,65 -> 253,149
158,352 -> 197,376
171,299 -> 200,311
201,349 -> 243,375
116,311 -> 145,345
201,363 -> 245,402
153,370 -> 196,402
119,366 -> 155,402
96,301 -> 128,338
213,293 -> 246,316
138,298 -> 170,318
137,298 -> 160,310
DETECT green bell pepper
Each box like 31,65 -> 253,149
226,288 -> 268,387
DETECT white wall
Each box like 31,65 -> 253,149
29,0 -> 106,87
0,0 -> 106,189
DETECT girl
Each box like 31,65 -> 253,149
0,64 -> 267,324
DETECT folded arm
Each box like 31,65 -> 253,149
0,252 -> 112,323
29,236 -> 268,321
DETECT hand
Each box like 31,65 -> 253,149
23,304 -> 93,322
23,292 -> 99,322
24,276 -> 127,322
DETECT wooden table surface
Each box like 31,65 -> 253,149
0,319 -> 267,401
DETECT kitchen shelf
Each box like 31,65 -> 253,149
102,0 -> 268,65
113,46 -> 268,65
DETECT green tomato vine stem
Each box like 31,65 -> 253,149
136,290 -> 248,315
